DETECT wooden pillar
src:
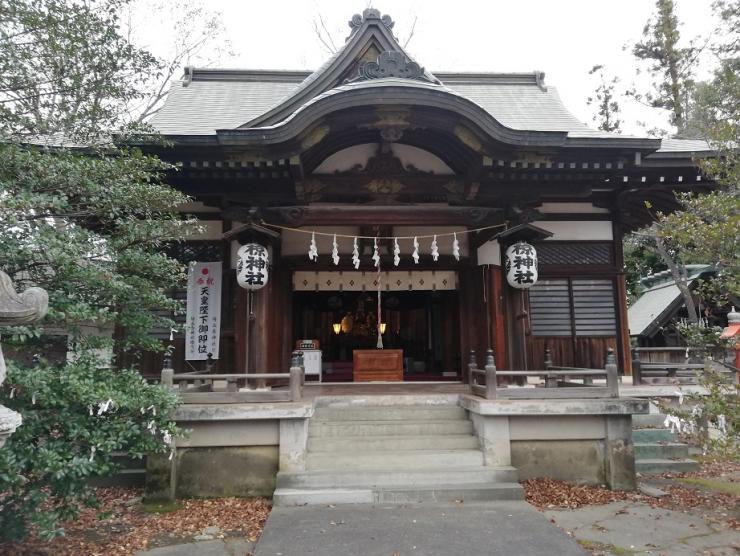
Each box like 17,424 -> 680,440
616,273 -> 632,375
250,262 -> 292,372
504,280 -> 528,370
489,265 -> 508,370
234,287 -> 246,373
612,221 -> 632,375
234,257 -> 292,374
458,266 -> 487,382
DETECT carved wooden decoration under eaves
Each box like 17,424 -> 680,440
312,145 -> 437,201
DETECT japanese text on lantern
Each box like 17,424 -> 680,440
236,243 -> 269,290
185,262 -> 222,360
505,242 -> 538,290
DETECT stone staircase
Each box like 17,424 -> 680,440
633,413 -> 699,475
273,398 -> 523,506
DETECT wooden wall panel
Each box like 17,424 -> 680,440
526,337 -> 575,369
575,337 -> 618,369
526,336 -> 617,370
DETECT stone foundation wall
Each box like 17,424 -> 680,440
176,446 -> 278,498
145,445 -> 279,500
144,396 -> 646,500
462,397 -> 645,491
511,439 -> 607,484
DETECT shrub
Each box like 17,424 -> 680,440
660,367 -> 739,459
0,357 -> 180,541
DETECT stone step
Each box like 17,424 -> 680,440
376,482 -> 525,504
306,449 -> 484,470
308,419 -> 474,437
634,442 -> 691,460
632,413 -> 669,428
636,458 -> 700,475
273,488 -> 374,506
308,434 -> 480,453
312,406 -> 468,422
277,466 -> 520,489
273,482 -> 524,506
633,428 -> 676,443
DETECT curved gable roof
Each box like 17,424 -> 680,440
148,9 -> 664,152
241,9 -> 434,129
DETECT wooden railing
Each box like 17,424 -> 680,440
469,348 -> 620,399
161,352 -> 305,403
631,347 -> 737,385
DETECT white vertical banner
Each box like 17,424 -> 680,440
185,262 -> 222,360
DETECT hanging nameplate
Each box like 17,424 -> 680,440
236,243 -> 269,290
505,242 -> 538,289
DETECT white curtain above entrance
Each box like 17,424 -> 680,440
293,270 -> 458,291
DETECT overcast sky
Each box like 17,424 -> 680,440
136,0 -> 720,136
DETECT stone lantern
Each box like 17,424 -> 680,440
0,270 -> 48,447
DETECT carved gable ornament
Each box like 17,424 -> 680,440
351,51 -> 436,84
348,9 -> 394,32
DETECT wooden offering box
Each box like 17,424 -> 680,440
352,349 -> 403,382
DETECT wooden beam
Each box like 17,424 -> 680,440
264,205 -> 505,227
289,155 -> 306,202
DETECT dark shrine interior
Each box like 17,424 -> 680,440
292,290 -> 461,381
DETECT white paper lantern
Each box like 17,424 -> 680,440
505,242 -> 538,289
236,243 -> 269,290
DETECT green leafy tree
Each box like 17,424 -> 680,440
630,0 -> 703,135
639,4 -> 739,458
0,0 -> 199,541
587,65 -> 623,133
629,1 -> 738,325
623,237 -> 667,303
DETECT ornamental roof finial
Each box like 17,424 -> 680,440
348,9 -> 395,34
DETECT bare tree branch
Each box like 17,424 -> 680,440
312,16 -> 337,54
403,16 -> 417,49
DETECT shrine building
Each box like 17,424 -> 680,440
139,9 -> 716,503
144,9 -> 711,381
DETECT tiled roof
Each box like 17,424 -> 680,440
149,70 -> 714,156
628,265 -> 714,337
655,138 -> 712,153
150,78 -> 302,136
149,70 -> 621,138
448,82 -> 610,136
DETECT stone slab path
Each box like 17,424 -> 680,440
253,501 -> 586,556
545,501 -> 739,555
135,538 -> 255,556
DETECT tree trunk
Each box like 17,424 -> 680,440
653,234 -> 700,324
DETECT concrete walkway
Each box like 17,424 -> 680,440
253,501 -> 586,556
132,497 -> 739,555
